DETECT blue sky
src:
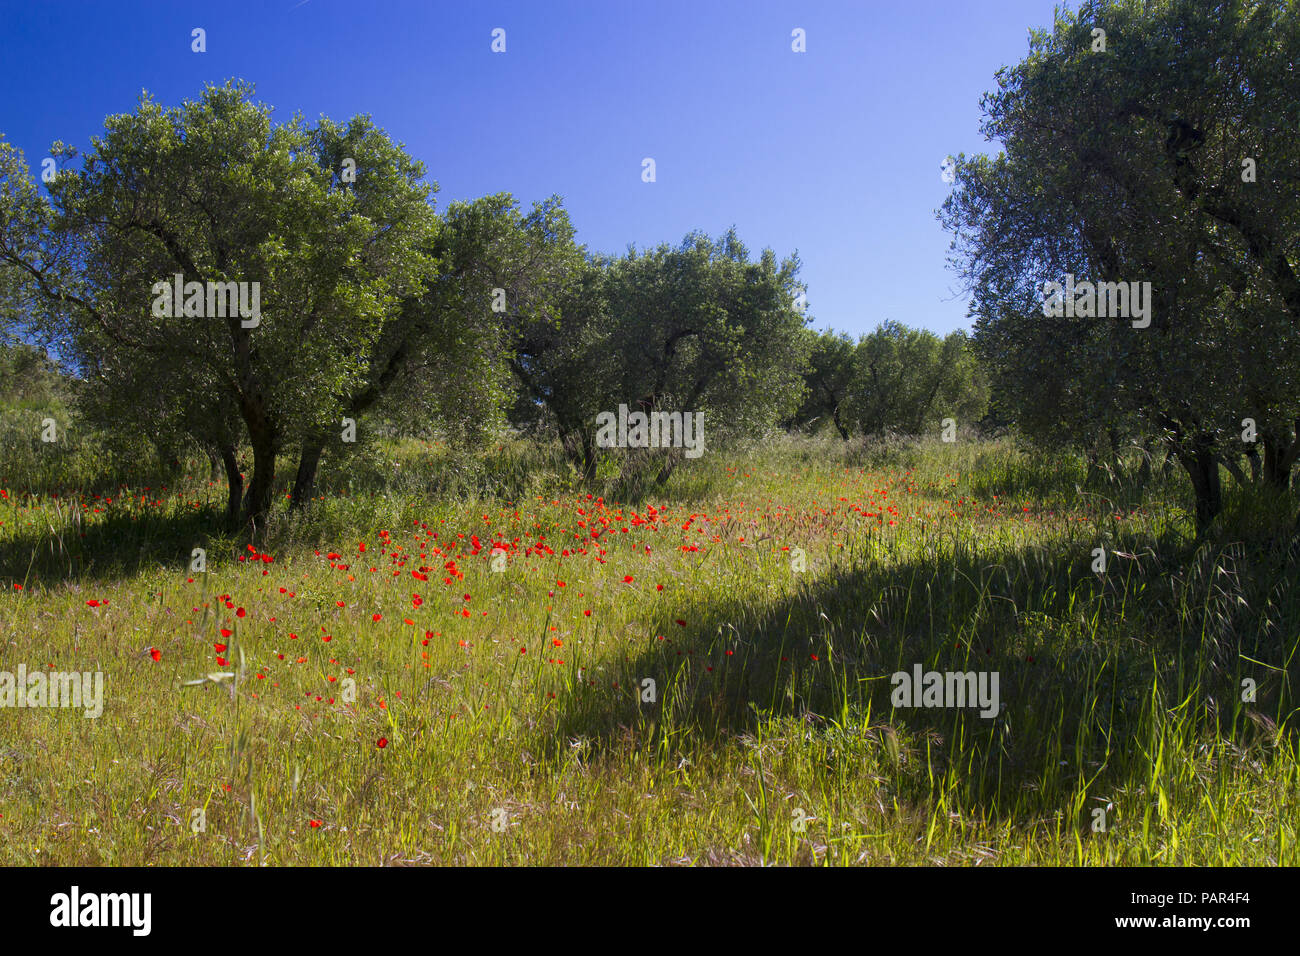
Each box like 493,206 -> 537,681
0,0 -> 1067,337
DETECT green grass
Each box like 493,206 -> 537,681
0,433 -> 1296,865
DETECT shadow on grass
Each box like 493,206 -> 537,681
0,501 -> 236,587
539,527 -> 1299,825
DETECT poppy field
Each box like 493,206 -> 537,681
1,434 -> 1296,865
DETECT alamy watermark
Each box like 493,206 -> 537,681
151,273 -> 262,328
50,886 -> 150,936
890,665 -> 1000,718
0,665 -> 103,718
594,404 -> 704,458
1041,273 -> 1151,328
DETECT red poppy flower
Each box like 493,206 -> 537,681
149,648 -> 161,662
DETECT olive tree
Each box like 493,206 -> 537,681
0,81 -> 438,530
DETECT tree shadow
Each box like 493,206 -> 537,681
537,527 -> 1297,827
0,500 -> 234,587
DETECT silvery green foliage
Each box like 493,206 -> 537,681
940,0 -> 1300,527
0,81 -> 439,527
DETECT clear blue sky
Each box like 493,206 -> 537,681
0,0 -> 1067,337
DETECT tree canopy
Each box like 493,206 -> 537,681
941,0 -> 1300,527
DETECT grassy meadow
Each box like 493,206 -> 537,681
0,430 -> 1297,865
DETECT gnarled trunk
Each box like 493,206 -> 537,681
654,450 -> 680,487
1221,454 -> 1246,488
240,426 -> 278,534
579,430 -> 597,481
1262,428 -> 1299,489
1179,438 -> 1223,532
1135,439 -> 1154,488
290,438 -> 326,510
832,404 -> 850,442
219,444 -> 243,532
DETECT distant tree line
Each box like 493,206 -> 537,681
788,322 -> 988,441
